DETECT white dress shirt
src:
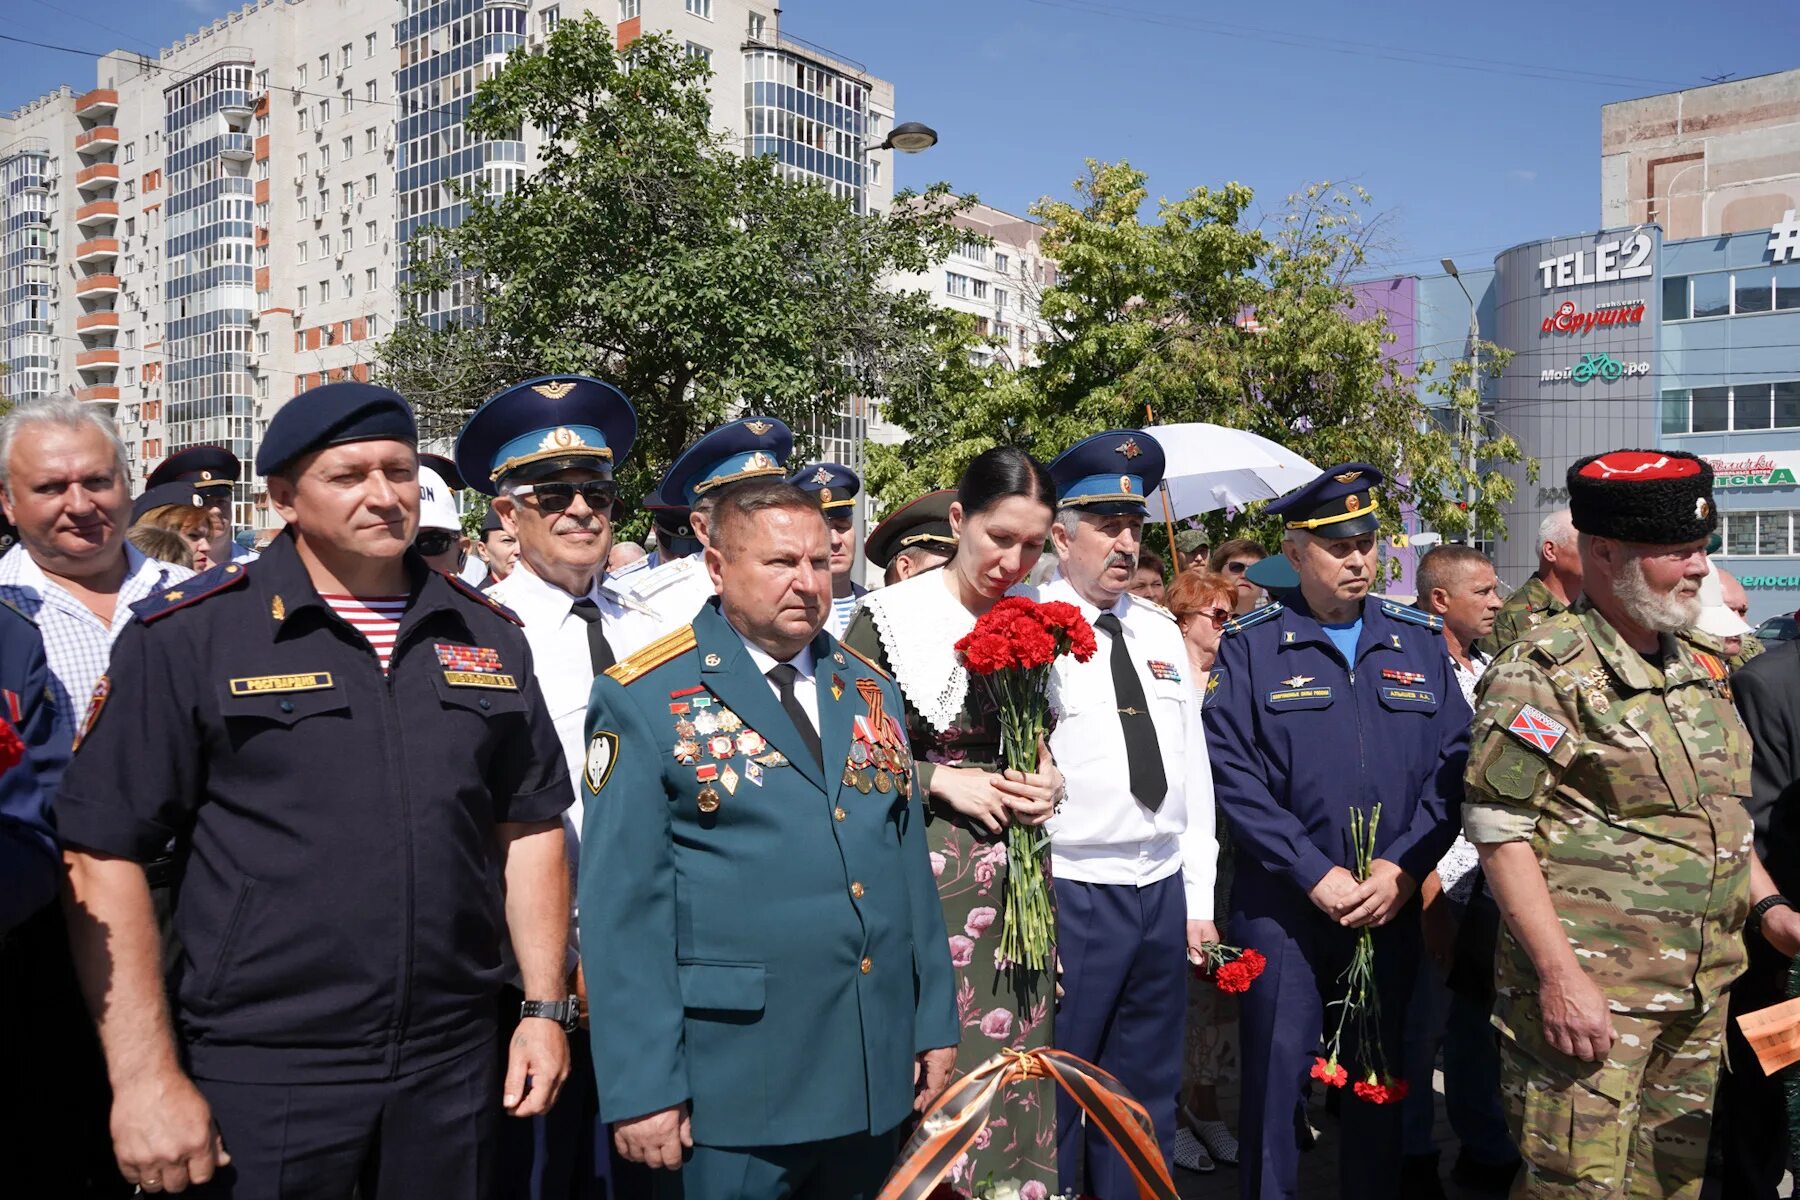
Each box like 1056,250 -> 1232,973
1042,574 -> 1218,919
730,625 -> 819,734
0,543 -> 191,731
1437,646 -> 1491,904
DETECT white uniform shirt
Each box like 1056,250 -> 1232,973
1436,646 -> 1491,905
613,551 -> 717,643
731,627 -> 820,734
1042,574 -> 1218,919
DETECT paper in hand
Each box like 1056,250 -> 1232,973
1737,996 -> 1800,1076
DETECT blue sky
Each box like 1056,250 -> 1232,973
3,0 -> 1791,277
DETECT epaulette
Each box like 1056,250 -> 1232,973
607,555 -> 651,585
132,561 -> 250,623
839,640 -> 892,680
1518,613 -> 1586,666
605,625 -> 696,686
1379,599 -> 1444,633
444,570 -> 524,626
619,554 -> 701,601
1222,601 -> 1283,637
1126,593 -> 1177,622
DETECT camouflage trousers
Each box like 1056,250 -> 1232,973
1500,1002 -> 1725,1199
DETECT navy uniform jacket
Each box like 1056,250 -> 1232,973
579,599 -> 958,1149
1205,596 -> 1469,901
55,531 -> 570,1083
0,600 -> 67,932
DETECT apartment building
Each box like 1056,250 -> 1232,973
2,0 -> 901,530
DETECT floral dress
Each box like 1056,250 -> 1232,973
844,573 -> 1057,1199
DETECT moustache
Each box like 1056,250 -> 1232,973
1108,554 -> 1136,570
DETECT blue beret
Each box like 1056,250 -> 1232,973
661,416 -> 792,507
255,382 -> 416,476
786,462 -> 861,511
147,445 -> 240,493
1265,462 -> 1383,538
1049,430 -> 1165,515
453,375 -> 636,497
130,482 -> 204,524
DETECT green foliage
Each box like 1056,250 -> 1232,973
377,16 -> 974,506
871,164 -> 1535,551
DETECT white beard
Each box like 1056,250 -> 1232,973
1614,555 -> 1701,633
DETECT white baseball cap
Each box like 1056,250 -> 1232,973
1694,569 -> 1753,638
417,464 -> 461,533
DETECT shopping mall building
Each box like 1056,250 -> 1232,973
1372,68 -> 1800,620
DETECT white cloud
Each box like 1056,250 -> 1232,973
1508,169 -> 1538,184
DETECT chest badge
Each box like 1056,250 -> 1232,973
270,595 -> 285,622
1381,668 -> 1426,685
1283,674 -> 1314,688
1390,634 -> 1402,649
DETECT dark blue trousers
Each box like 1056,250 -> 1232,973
1232,867 -> 1419,1200
1052,873 -> 1186,1200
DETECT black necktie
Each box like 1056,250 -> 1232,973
570,598 -> 615,674
766,663 -> 823,768
1095,611 -> 1167,810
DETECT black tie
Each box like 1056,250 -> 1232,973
569,598 -> 615,674
766,663 -> 823,768
1095,611 -> 1167,810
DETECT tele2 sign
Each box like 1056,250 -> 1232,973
1538,233 -> 1655,291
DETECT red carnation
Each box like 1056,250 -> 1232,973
1214,960 -> 1253,994
1310,1057 -> 1347,1088
0,717 -> 22,774
1038,600 -> 1099,662
1236,948 -> 1266,983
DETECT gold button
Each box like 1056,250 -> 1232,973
834,807 -> 846,821
860,957 -> 872,974
851,881 -> 865,899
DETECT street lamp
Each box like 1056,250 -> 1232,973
1442,257 -> 1480,518
875,121 -> 939,154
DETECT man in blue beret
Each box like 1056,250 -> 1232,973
58,381 -> 576,1198
147,444 -> 254,565
455,374 -> 661,1200
614,417 -> 793,639
787,462 -> 866,636
1203,463 -> 1469,1200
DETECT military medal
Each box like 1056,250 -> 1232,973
1380,668 -> 1425,685
721,765 -> 740,795
674,719 -> 697,739
672,740 -> 701,765
695,764 -> 719,783
691,695 -> 714,708
745,760 -> 765,786
1586,689 -> 1612,715
843,765 -> 860,789
717,708 -> 743,733
855,770 -> 874,795
736,730 -> 766,757
849,741 -> 870,766
756,750 -> 788,768
708,735 -> 734,759
668,702 -> 690,715
874,770 -> 893,795
697,785 -> 720,814
694,710 -> 720,735
831,674 -> 845,701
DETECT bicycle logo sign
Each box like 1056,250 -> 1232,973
1539,353 -> 1651,384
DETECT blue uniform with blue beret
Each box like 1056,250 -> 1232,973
1202,463 -> 1469,1200
579,598 -> 957,1198
55,383 -> 574,1200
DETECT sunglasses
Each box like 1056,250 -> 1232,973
1181,607 -> 1232,629
510,481 -> 618,514
1224,560 -> 1255,575
415,529 -> 459,556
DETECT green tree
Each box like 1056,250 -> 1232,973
377,15 -> 973,509
869,163 -> 1532,552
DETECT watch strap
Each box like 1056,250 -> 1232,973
1749,894 -> 1794,935
519,994 -> 581,1032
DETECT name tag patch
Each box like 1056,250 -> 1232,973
443,671 -> 518,690
436,643 -> 503,672
229,672 -> 334,696
1379,686 -> 1437,707
1266,686 -> 1332,705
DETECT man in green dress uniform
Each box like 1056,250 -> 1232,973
579,478 -> 958,1199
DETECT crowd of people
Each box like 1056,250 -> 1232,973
0,376 -> 1790,1200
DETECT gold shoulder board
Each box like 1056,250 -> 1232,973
605,626 -> 697,685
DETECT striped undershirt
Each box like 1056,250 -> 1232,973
321,594 -> 410,672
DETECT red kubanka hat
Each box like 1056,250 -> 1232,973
1567,449 -> 1716,545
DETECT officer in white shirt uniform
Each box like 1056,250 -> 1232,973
453,373 -> 655,1200
1041,429 -> 1218,1198
613,416 -> 793,639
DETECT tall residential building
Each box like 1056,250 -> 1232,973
1,0 -> 899,530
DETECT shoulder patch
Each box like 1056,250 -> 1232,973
131,561 -> 250,623
1518,612 -> 1586,666
1126,592 -> 1177,622
839,639 -> 891,680
1379,599 -> 1444,633
605,625 -> 697,686
1222,601 -> 1283,638
444,570 -> 524,626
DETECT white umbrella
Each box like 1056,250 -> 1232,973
1143,422 -> 1321,518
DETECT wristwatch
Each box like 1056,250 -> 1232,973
519,994 -> 581,1032
1748,894 -> 1795,937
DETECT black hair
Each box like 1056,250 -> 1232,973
955,446 -> 1055,519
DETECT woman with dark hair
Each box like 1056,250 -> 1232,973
843,446 -> 1065,1196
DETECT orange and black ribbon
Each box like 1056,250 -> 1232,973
877,1048 -> 1177,1200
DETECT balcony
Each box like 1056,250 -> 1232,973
75,237 -> 119,264
74,89 -> 118,119
76,311 -> 120,334
74,163 -> 120,193
220,132 -> 254,161
76,348 -> 121,372
77,385 -> 121,404
75,126 -> 119,155
74,274 -> 121,298
75,200 -> 119,228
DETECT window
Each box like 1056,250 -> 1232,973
972,279 -> 989,301
366,220 -> 378,244
298,152 -> 309,174
342,136 -> 354,159
256,68 -> 270,90
1736,271 -> 1775,314
299,109 -> 309,132
995,288 -> 1009,310
1737,385 -> 1773,430
320,279 -> 331,302
1691,385 -> 1730,431
341,43 -> 352,71
297,240 -> 309,263
1664,382 -> 1800,433
367,127 -> 380,152
319,54 -> 331,78
619,0 -> 641,17
298,195 -> 308,218
957,237 -> 987,263
685,0 -> 712,17
365,80 -> 377,104
1693,273 -> 1731,319
366,267 -> 378,290
994,252 -> 1009,274
343,182 -> 356,206
257,332 -> 270,354
367,314 -> 380,337
1662,275 -> 1688,322
1780,381 -> 1800,428
297,284 -> 309,307
945,272 -> 971,298
320,144 -> 331,168
299,64 -> 308,86
341,89 -> 353,114
319,234 -> 331,257
684,41 -> 712,65
343,273 -> 355,297
344,226 -> 355,250
1716,511 -> 1799,556
367,32 -> 378,58
540,5 -> 560,33
317,98 -> 331,125
365,173 -> 377,197
1780,263 -> 1800,311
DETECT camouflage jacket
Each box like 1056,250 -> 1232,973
1472,573 -> 1570,659
1682,626 -> 1767,673
1463,602 -> 1753,1017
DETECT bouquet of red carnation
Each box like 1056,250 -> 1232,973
1189,942 -> 1266,994
1312,804 -> 1407,1105
0,717 -> 23,774
955,597 -> 1097,980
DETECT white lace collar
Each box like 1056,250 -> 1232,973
856,570 -> 1035,735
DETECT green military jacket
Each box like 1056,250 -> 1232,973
1463,603 -> 1754,1025
1473,573 -> 1570,658
578,599 -> 958,1149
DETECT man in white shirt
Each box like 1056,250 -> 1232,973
0,393 -> 192,1197
453,373 -> 655,1200
1041,430 -> 1218,1198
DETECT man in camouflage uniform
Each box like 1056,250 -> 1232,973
1463,451 -> 1754,1200
1475,509 -> 1581,657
